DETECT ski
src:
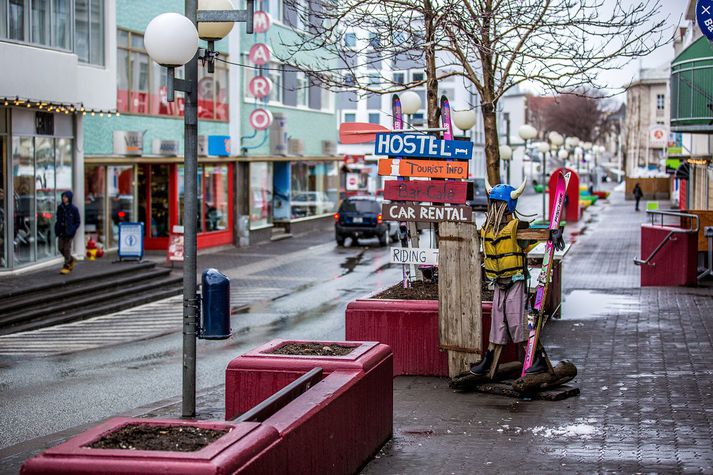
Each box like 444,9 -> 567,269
393,94 -> 414,287
440,95 -> 453,141
521,170 -> 571,376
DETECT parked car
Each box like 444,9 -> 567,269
291,191 -> 336,218
334,196 -> 398,246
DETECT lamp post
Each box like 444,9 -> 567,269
536,141 -> 549,220
145,0 -> 254,418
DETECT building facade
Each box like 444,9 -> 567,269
0,0 -> 116,271
624,65 -> 670,177
670,0 -> 713,211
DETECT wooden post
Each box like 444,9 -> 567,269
438,222 -> 482,377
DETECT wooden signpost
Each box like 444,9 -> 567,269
383,180 -> 471,204
378,158 -> 468,179
382,203 -> 473,223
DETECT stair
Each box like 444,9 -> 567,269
271,226 -> 293,242
0,262 -> 182,335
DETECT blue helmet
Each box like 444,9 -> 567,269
485,179 -> 527,213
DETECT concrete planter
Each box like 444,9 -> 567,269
225,339 -> 392,418
21,418 -> 280,475
345,293 -> 518,377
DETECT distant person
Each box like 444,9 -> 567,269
55,191 -> 81,274
633,183 -> 644,212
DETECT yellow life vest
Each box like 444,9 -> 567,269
481,219 -> 525,281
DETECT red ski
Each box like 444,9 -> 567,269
521,170 -> 571,376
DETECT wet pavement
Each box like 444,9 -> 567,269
362,187 -> 713,474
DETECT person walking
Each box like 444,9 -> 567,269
55,191 -> 81,274
633,183 -> 644,212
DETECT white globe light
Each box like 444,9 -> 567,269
499,144 -> 513,160
537,141 -> 550,153
598,145 -> 607,154
400,90 -> 422,115
570,136 -> 580,147
452,109 -> 476,131
558,148 -> 569,160
145,13 -> 199,66
518,124 -> 537,140
198,0 -> 235,40
548,131 -> 564,146
582,141 -> 593,151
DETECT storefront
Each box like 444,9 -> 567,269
0,107 -> 77,270
244,157 -> 340,238
85,133 -> 235,251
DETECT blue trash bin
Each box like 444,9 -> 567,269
200,268 -> 231,339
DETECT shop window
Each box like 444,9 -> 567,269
31,0 -> 50,46
178,165 -> 230,234
118,29 -> 227,121
290,162 -> 339,219
8,0 -> 25,41
368,113 -> 380,124
84,165 -> 106,246
249,162 -> 273,228
74,0 -> 103,64
0,136 -> 5,268
150,165 -> 170,237
108,166 -> 133,247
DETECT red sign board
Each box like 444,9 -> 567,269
384,180 -> 470,204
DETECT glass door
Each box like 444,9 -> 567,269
12,137 -> 35,265
35,137 -> 56,260
0,136 -> 6,268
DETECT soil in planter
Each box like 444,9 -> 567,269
86,424 -> 229,452
271,342 -> 355,356
374,281 -> 494,301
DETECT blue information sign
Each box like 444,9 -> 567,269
374,133 -> 473,160
697,0 -> 713,41
118,222 -> 144,260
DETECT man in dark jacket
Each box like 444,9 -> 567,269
633,183 -> 644,211
55,191 -> 81,274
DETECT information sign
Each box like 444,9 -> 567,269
390,247 -> 439,265
118,222 -> 144,260
378,158 -> 468,179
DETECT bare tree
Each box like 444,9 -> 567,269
537,91 -> 613,143
275,0 -> 668,183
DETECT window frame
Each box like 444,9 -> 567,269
119,28 -> 228,122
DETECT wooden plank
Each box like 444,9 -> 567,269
438,222 -> 481,378
389,247 -> 439,265
382,203 -> 473,223
378,158 -> 468,179
384,180 -> 471,204
516,228 -> 550,240
466,381 -> 580,400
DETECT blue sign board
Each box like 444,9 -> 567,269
697,0 -> 713,41
374,133 -> 473,160
118,222 -> 144,260
208,135 -> 231,156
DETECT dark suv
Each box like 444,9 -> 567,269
334,197 -> 393,246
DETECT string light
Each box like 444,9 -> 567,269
1,97 -> 116,117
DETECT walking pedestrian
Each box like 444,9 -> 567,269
633,183 -> 644,212
55,191 -> 81,274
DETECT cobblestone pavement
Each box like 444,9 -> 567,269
363,189 -> 713,474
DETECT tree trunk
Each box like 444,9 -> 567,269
423,0 -> 439,129
482,102 -> 501,184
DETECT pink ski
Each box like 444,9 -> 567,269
522,170 -> 571,376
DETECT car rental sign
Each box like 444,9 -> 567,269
382,203 -> 473,223
374,133 -> 473,160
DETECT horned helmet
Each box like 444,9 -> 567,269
484,178 -> 527,214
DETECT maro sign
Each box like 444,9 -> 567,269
248,9 -> 272,130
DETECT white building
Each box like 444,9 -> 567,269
0,0 -> 117,271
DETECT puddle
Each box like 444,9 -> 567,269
340,251 -> 365,275
562,290 -> 639,320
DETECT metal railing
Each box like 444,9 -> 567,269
233,367 -> 323,422
634,210 -> 699,267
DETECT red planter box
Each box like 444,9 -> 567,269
345,297 -> 518,377
640,224 -> 698,286
263,369 -> 392,475
21,418 -> 281,475
225,339 -> 392,419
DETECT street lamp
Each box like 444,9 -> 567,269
517,123 -> 537,186
145,0 -> 254,418
499,144 -> 513,183
400,90 -> 422,117
452,109 -> 476,132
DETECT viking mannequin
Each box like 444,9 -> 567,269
470,178 -> 548,376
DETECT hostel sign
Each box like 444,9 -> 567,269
374,133 -> 473,160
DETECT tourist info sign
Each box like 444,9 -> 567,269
382,203 -> 473,223
390,247 -> 439,265
378,158 -> 468,179
383,180 -> 469,204
374,133 -> 473,160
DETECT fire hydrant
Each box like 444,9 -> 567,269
86,239 -> 98,260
